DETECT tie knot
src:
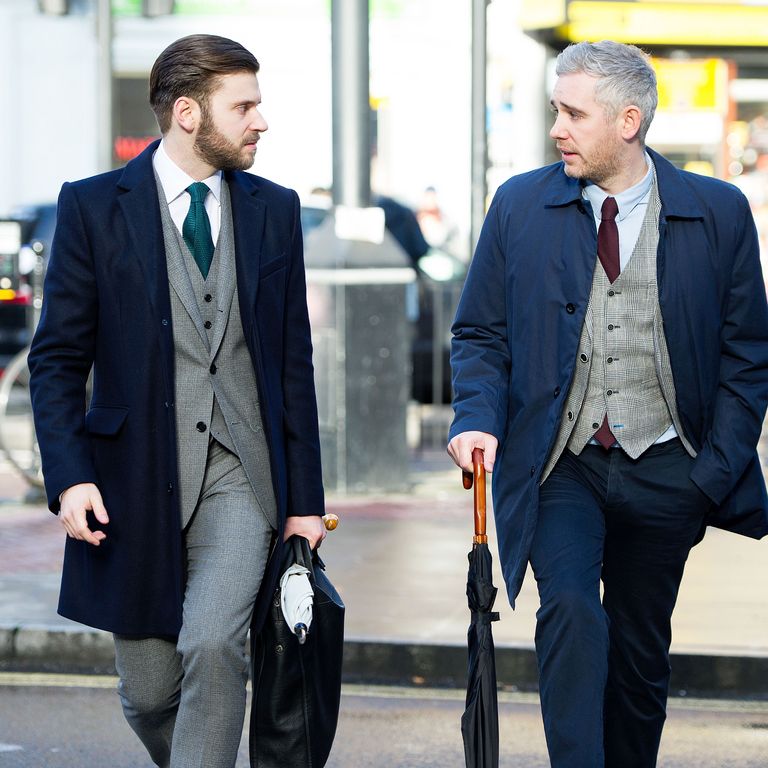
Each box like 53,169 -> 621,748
187,182 -> 210,204
601,196 -> 618,222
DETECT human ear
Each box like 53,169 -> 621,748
620,105 -> 642,141
172,96 -> 200,134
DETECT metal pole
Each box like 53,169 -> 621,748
96,0 -> 113,172
331,0 -> 371,208
470,0 -> 490,255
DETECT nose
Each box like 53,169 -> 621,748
251,109 -> 268,133
549,115 -> 566,140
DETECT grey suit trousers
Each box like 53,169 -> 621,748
114,439 -> 273,768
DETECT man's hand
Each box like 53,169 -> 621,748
58,483 -> 109,546
447,431 -> 498,473
284,515 -> 327,549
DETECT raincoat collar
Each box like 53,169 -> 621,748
542,146 -> 705,220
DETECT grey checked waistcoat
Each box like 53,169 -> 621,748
156,177 -> 277,528
542,168 -> 695,483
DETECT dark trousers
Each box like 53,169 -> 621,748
531,439 -> 709,768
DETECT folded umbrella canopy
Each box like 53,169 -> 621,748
280,562 -> 313,644
461,448 -> 500,768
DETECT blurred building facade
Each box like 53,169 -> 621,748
2,0 -> 530,262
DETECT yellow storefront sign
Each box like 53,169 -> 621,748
653,58 -> 729,114
521,0 -> 768,47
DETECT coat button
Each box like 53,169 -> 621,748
553,386 -> 561,397
167,482 -> 173,493
204,293 -> 213,303
196,421 -> 207,432
580,353 -> 588,362
530,465 -> 536,477
204,320 -> 212,329
161,318 -> 169,326
210,363 -> 217,374
565,303 -> 575,314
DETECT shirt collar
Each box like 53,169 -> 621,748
583,152 -> 653,221
152,140 -> 222,205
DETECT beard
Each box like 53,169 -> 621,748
561,130 -> 625,186
194,108 -> 258,172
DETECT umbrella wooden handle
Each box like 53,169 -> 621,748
462,448 -> 487,543
322,513 -> 339,531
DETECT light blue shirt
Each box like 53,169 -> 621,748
582,154 -> 678,445
582,154 -> 653,271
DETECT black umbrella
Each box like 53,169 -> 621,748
461,448 -> 500,768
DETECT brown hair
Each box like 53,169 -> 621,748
149,34 -> 259,134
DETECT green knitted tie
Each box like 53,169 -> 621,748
182,182 -> 214,278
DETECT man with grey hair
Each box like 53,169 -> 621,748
449,40 -> 768,766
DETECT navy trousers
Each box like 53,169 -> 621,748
531,439 -> 710,768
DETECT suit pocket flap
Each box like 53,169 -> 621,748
85,405 -> 129,436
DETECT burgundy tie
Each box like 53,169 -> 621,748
594,196 -> 619,449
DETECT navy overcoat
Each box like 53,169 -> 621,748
450,148 -> 768,605
28,140 -> 324,636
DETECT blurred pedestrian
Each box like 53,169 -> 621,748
417,185 -> 458,253
373,193 -> 430,267
448,40 -> 768,768
28,34 -> 325,768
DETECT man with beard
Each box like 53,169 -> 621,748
448,41 -> 768,767
29,34 -> 326,767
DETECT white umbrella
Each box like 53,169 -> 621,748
280,563 -> 314,644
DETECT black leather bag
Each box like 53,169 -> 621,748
250,535 -> 345,768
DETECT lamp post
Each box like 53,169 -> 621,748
95,0 -> 113,172
470,0 -> 490,254
331,0 -> 371,208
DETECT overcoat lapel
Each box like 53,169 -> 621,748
227,171 -> 266,338
116,140 -> 175,395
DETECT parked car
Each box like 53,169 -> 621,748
0,203 -> 56,371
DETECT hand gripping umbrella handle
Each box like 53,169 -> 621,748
461,448 -> 487,544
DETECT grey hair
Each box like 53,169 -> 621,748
555,41 -> 657,144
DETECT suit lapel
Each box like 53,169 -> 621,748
167,251 -> 211,350
209,181 -> 237,359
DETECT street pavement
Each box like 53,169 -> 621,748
1,674 -> 767,767
1,445 -> 767,697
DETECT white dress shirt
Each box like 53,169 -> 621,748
152,140 -> 222,245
